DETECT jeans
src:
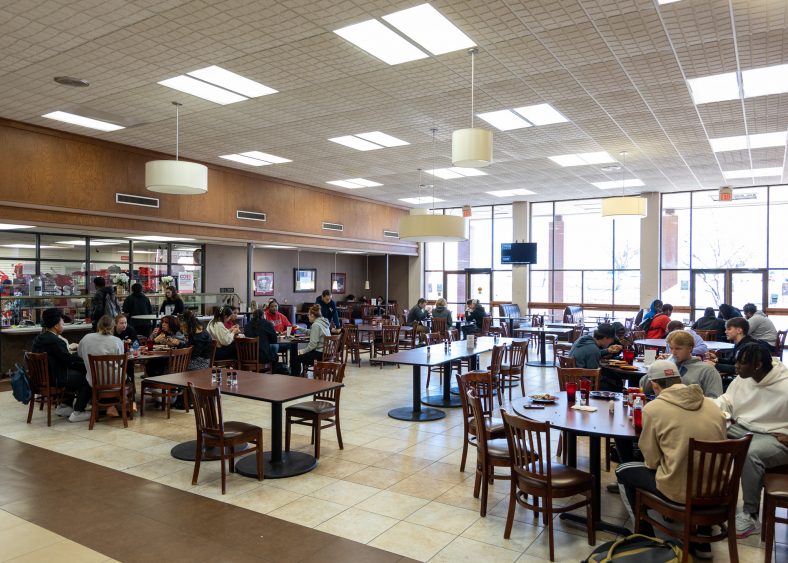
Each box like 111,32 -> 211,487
615,462 -> 668,536
58,368 -> 92,412
727,423 -> 788,515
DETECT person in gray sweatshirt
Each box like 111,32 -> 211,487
743,303 -> 777,350
640,330 -> 722,398
568,324 -> 621,368
431,297 -> 453,326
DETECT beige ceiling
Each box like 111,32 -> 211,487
1,0 -> 786,208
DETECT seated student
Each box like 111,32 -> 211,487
113,313 -> 138,345
691,307 -> 726,340
179,311 -> 212,371
150,315 -> 185,347
293,304 -> 330,375
642,331 -> 721,400
718,303 -> 742,320
245,308 -> 288,374
407,298 -> 429,336
714,343 -> 788,538
431,297 -> 453,326
664,320 -> 708,357
638,299 -> 663,329
78,315 -> 125,417
708,317 -> 771,375
568,324 -> 622,369
264,300 -> 292,333
32,308 -> 90,422
463,299 -> 486,337
645,303 -> 672,339
616,360 -> 726,559
206,306 -> 239,361
742,303 -> 778,351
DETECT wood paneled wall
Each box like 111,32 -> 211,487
0,119 -> 416,255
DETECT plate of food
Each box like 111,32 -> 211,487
590,390 -> 620,400
618,365 -> 642,371
529,393 -> 558,404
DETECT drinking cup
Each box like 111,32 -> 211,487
623,349 -> 635,365
566,381 -> 577,403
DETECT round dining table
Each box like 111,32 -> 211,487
634,338 -> 734,351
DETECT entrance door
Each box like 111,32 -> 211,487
690,269 -> 767,319
466,268 -> 492,311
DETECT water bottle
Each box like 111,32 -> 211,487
633,396 -> 644,431
132,340 -> 140,358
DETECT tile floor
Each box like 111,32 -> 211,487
1,349 -> 785,562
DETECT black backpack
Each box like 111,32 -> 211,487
583,534 -> 684,562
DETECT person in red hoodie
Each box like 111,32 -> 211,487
264,300 -> 292,333
646,303 -> 673,339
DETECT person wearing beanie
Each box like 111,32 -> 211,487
31,308 -> 91,422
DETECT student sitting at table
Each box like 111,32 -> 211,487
151,315 -> 185,347
264,300 -> 292,333
463,299 -> 486,337
644,303 -> 672,339
568,324 -> 622,369
664,320 -> 707,357
691,307 -> 726,341
207,306 -> 239,361
644,329 -> 722,398
113,313 -> 138,345
180,311 -> 212,371
32,308 -> 91,422
713,343 -> 788,539
407,298 -> 430,336
293,304 -> 329,376
616,360 -> 726,559
431,297 -> 453,326
78,315 -> 125,417
245,309 -> 289,374
708,317 -> 771,376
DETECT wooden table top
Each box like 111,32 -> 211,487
511,391 -> 639,439
600,360 -> 647,377
143,369 -> 343,403
513,326 -> 574,335
356,324 -> 412,332
377,336 -> 519,367
634,338 -> 734,351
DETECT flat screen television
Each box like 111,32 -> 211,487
501,242 -> 537,264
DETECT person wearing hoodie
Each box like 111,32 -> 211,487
294,304 -> 330,375
638,298 -> 662,329
568,324 -> 621,369
122,282 -> 153,336
742,303 -> 777,350
714,343 -> 788,538
709,317 -> 771,375
691,307 -> 727,341
89,276 -> 120,332
430,297 -> 453,326
645,303 -> 672,339
645,330 -> 721,397
616,360 -> 726,558
718,303 -> 742,320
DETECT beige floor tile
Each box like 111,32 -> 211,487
461,515 -> 543,553
316,507 -> 398,544
355,490 -> 430,520
344,466 -> 410,489
400,443 -> 458,462
369,521 -> 455,562
414,461 -> 473,484
364,436 -> 410,452
371,453 -> 435,473
0,510 -> 27,532
406,501 -> 480,535
230,485 -> 304,514
430,536 -> 520,563
524,528 -> 600,561
0,523 -> 63,561
122,457 -> 189,480
263,472 -> 338,495
434,482 -> 506,513
310,479 -> 381,506
311,458 -> 368,479
332,446 -> 394,465
6,538 -> 108,563
267,496 -> 347,528
387,474 -> 455,500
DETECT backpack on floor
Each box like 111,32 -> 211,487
11,363 -> 32,405
583,534 -> 685,563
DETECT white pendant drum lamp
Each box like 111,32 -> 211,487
452,48 -> 493,168
399,130 -> 467,242
364,254 -> 370,290
146,102 -> 208,195
331,252 -> 339,291
600,151 -> 647,218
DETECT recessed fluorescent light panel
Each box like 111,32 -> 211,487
327,178 -> 383,189
549,152 -> 616,167
686,72 -> 739,105
657,0 -> 682,4
0,224 -> 35,230
334,19 -> 428,65
709,131 -> 787,152
426,168 -> 488,180
477,110 -> 532,131
329,131 -> 408,151
486,189 -> 536,197
399,196 -> 445,205
513,103 -> 569,126
220,151 -> 291,166
125,236 -> 195,242
42,111 -> 125,132
159,66 -> 276,105
722,167 -> 783,180
592,179 -> 645,189
478,103 -> 568,131
381,3 -> 475,56
742,64 -> 788,98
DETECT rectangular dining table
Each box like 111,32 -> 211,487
512,326 -> 574,367
378,336 -> 515,421
143,369 -> 343,478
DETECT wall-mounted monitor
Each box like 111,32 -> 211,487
500,242 -> 537,264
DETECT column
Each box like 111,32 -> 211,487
639,192 -> 661,308
512,201 -> 530,312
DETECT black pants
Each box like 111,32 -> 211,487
614,438 -> 639,465
615,462 -> 667,536
214,342 -> 237,362
58,369 -> 92,412
293,349 -> 321,376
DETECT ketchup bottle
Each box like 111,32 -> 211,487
632,396 -> 644,431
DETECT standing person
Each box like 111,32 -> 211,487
32,308 -> 90,421
569,324 -> 622,369
645,303 -> 672,339
316,289 -> 340,329
245,308 -> 287,374
122,282 -> 153,337
206,306 -> 239,361
742,303 -> 777,351
691,307 -> 726,341
431,298 -> 454,326
159,286 -> 184,316
714,343 -> 788,538
264,300 -> 292,333
78,315 -> 125,419
90,277 -> 120,331
179,311 -> 212,371
293,304 -> 330,375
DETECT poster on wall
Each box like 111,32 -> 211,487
177,271 -> 194,294
331,272 -> 346,295
254,272 -> 274,296
294,268 -> 316,293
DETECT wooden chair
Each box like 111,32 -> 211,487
557,355 -> 576,368
467,388 -> 511,516
285,361 -> 344,459
457,370 -> 505,474
631,330 -> 646,354
140,347 -> 192,419
488,322 -> 509,338
555,367 -> 601,463
423,332 -> 445,389
236,337 -> 264,372
322,335 -> 342,362
501,411 -> 595,562
500,340 -> 528,402
430,316 -> 448,338
87,354 -> 130,430
553,326 -> 582,364
343,325 -> 370,367
635,435 -> 752,563
188,383 -> 264,494
762,467 -> 788,563
775,329 -> 787,360
481,316 -> 493,336
694,329 -> 717,342
209,339 -> 235,369
485,343 -> 506,404
398,322 -> 418,350
24,351 -> 64,427
375,325 -> 400,369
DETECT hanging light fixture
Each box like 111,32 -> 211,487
399,129 -> 467,242
331,252 -> 339,291
364,254 -> 370,290
601,151 -> 647,218
452,48 -> 493,168
145,102 -> 208,195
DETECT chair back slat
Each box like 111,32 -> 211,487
313,361 -> 345,403
321,335 -> 341,362
460,370 -> 497,417
381,325 -> 400,346
343,325 -> 360,346
188,383 -> 223,434
556,367 -> 601,391
447,328 -> 460,342
168,346 -> 193,373
467,390 -> 492,460
557,355 -> 577,368
685,435 -> 752,507
489,344 -> 505,377
25,351 -> 50,389
430,316 -> 448,337
502,410 -> 550,482
88,354 -> 127,389
507,340 -> 528,368
481,317 -> 492,335
235,338 -> 258,363
422,332 -> 442,345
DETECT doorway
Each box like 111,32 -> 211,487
444,268 -> 492,318
690,269 -> 767,319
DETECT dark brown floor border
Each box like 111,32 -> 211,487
0,435 -> 416,563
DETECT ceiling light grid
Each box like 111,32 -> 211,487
159,65 -> 277,105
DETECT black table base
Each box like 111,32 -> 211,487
170,440 -> 247,462
236,450 -> 317,479
388,406 -> 445,421
420,393 -> 462,408
526,360 -> 555,367
559,513 -> 631,536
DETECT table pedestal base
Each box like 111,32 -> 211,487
388,407 -> 445,421
421,394 -> 462,408
236,450 -> 316,479
170,440 -> 247,462
526,360 -> 555,367
559,513 -> 631,536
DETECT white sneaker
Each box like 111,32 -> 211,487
54,404 -> 73,417
68,411 -> 91,423
735,511 -> 760,538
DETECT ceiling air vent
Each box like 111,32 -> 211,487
116,193 -> 159,208
322,222 -> 344,232
383,230 -> 399,238
237,210 -> 267,222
